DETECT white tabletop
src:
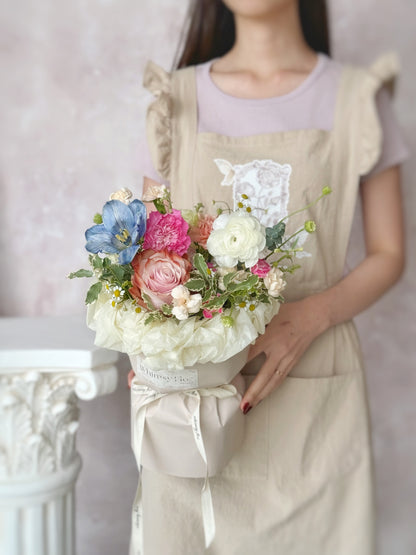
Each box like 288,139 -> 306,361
0,314 -> 119,370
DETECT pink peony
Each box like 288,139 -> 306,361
143,209 -> 191,256
189,214 -> 215,249
250,259 -> 271,278
129,249 -> 191,309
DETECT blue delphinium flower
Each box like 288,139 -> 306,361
85,199 -> 146,264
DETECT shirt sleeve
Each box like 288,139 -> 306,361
360,85 -> 411,181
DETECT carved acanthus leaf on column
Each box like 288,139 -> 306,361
0,365 -> 117,479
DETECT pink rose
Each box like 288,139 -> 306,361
189,214 -> 215,249
250,259 -> 271,278
143,209 -> 191,256
129,249 -> 191,309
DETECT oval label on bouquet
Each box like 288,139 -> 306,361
136,363 -> 198,391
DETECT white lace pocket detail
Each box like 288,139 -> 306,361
214,157 -> 311,258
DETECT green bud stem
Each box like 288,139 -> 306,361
279,189 -> 330,223
278,227 -> 305,248
264,227 -> 304,259
212,200 -> 232,212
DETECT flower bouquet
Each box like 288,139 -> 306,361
69,180 -> 331,548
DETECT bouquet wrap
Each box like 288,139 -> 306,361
129,345 -> 250,392
130,371 -> 246,478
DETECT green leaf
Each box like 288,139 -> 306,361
206,294 -> 229,309
142,293 -> 156,311
144,312 -> 164,325
274,253 -> 293,265
193,253 -> 209,280
185,278 -> 205,292
222,271 -> 238,289
153,198 -> 167,214
92,255 -> 104,270
103,257 -> 111,268
161,304 -> 173,316
202,288 -> 213,303
85,282 -> 102,304
290,236 -> 300,249
110,264 -> 125,282
258,293 -> 270,304
68,269 -> 94,279
194,243 -> 210,259
93,213 -> 103,224
284,264 -> 301,274
227,274 -> 258,292
265,221 -> 286,250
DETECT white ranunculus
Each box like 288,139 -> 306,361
206,212 -> 266,268
109,187 -> 133,204
263,267 -> 286,297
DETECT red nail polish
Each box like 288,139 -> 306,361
242,402 -> 252,415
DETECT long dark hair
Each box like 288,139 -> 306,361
173,0 -> 330,70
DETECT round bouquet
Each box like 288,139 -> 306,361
69,180 -> 331,547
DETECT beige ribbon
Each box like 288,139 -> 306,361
130,382 -> 238,552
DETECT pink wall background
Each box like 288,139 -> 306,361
1,1 -> 414,553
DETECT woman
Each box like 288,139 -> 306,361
129,1 -> 409,553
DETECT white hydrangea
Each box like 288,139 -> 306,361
206,212 -> 266,268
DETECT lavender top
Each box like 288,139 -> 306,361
140,53 -> 410,186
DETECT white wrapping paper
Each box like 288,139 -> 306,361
86,288 -> 280,370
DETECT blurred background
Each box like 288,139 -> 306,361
1,1 -> 414,554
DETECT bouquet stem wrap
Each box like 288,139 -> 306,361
129,349 -> 248,550
130,380 -> 242,549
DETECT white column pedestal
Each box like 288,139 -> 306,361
0,315 -> 119,555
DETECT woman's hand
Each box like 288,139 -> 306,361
127,369 -> 135,388
239,166 -> 405,414
240,296 -> 330,414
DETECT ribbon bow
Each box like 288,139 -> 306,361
130,381 -> 238,552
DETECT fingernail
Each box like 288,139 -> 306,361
242,402 -> 252,415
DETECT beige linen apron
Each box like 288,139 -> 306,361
130,52 -> 400,555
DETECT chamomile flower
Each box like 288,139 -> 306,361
111,286 -> 125,307
239,300 -> 257,312
236,193 -> 254,214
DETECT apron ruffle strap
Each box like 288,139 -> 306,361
142,60 -> 173,181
